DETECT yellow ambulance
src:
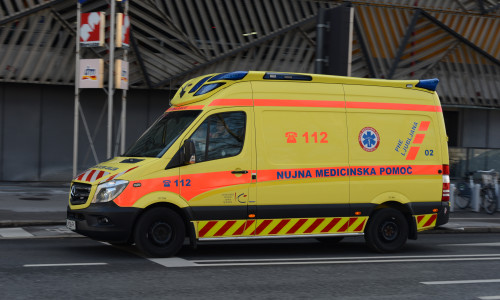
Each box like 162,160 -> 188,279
67,71 -> 450,257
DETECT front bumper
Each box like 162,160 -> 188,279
67,202 -> 141,243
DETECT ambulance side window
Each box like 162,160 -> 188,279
190,112 -> 246,162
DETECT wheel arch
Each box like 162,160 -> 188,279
368,201 -> 417,240
132,201 -> 196,246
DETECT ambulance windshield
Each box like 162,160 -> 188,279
123,110 -> 201,158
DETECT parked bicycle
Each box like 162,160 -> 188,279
477,169 -> 498,214
453,170 -> 498,214
454,172 -> 473,209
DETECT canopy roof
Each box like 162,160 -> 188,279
0,0 -> 499,107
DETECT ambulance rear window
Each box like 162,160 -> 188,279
123,110 -> 201,158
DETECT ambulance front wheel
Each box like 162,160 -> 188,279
134,207 -> 185,257
364,208 -> 408,253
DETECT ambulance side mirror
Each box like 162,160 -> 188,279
182,139 -> 196,165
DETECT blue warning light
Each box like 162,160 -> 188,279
416,78 -> 439,91
208,71 -> 248,82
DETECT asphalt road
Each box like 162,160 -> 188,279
1,233 -> 500,299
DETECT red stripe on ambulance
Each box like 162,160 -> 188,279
269,219 -> 291,234
406,147 -> 420,160
256,219 -> 273,235
304,218 -> 325,233
214,220 -> 237,236
198,221 -> 217,237
209,99 -> 253,106
423,214 -> 437,227
321,218 -> 341,232
210,98 -> 442,112
419,121 -> 431,131
287,219 -> 308,234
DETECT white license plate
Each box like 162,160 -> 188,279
66,219 -> 76,230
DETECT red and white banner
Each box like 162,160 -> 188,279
115,59 -> 129,90
116,13 -> 130,49
80,12 -> 105,47
79,59 -> 104,88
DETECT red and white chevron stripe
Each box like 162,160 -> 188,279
104,167 -> 138,182
74,170 -> 110,183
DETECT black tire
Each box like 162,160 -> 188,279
455,182 -> 471,209
483,188 -> 497,215
364,208 -> 408,253
134,207 -> 185,257
316,236 -> 344,244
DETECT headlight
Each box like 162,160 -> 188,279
91,180 -> 128,203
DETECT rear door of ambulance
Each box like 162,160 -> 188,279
252,79 -> 354,237
344,84 -> 444,226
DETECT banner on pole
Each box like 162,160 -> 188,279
80,12 -> 105,47
115,60 -> 129,90
80,59 -> 104,88
116,13 -> 130,49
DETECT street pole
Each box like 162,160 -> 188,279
120,0 -> 128,154
107,0 -> 116,159
73,2 -> 81,178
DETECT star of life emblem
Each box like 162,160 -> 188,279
358,127 -> 380,152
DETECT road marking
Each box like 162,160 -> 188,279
192,257 -> 500,267
479,296 -> 500,300
191,253 -> 500,263
421,279 -> 500,285
149,257 -> 198,268
150,254 -> 500,268
0,226 -> 82,239
0,228 -> 33,238
23,263 -> 108,267
440,243 -> 500,247
45,227 -> 73,234
100,242 -> 198,268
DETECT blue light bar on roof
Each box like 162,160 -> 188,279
189,75 -> 212,93
208,71 -> 248,82
194,83 -> 225,96
416,78 -> 439,91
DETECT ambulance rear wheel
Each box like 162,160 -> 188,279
134,207 -> 185,257
365,208 -> 408,253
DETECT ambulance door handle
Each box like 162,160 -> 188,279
231,170 -> 248,174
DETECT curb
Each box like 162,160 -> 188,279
0,220 -> 65,228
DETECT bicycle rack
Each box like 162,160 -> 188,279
449,183 -> 480,212
450,184 -> 455,212
451,182 -> 499,213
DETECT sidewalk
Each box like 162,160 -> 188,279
1,182 -> 500,232
436,210 -> 500,233
0,182 -> 69,227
